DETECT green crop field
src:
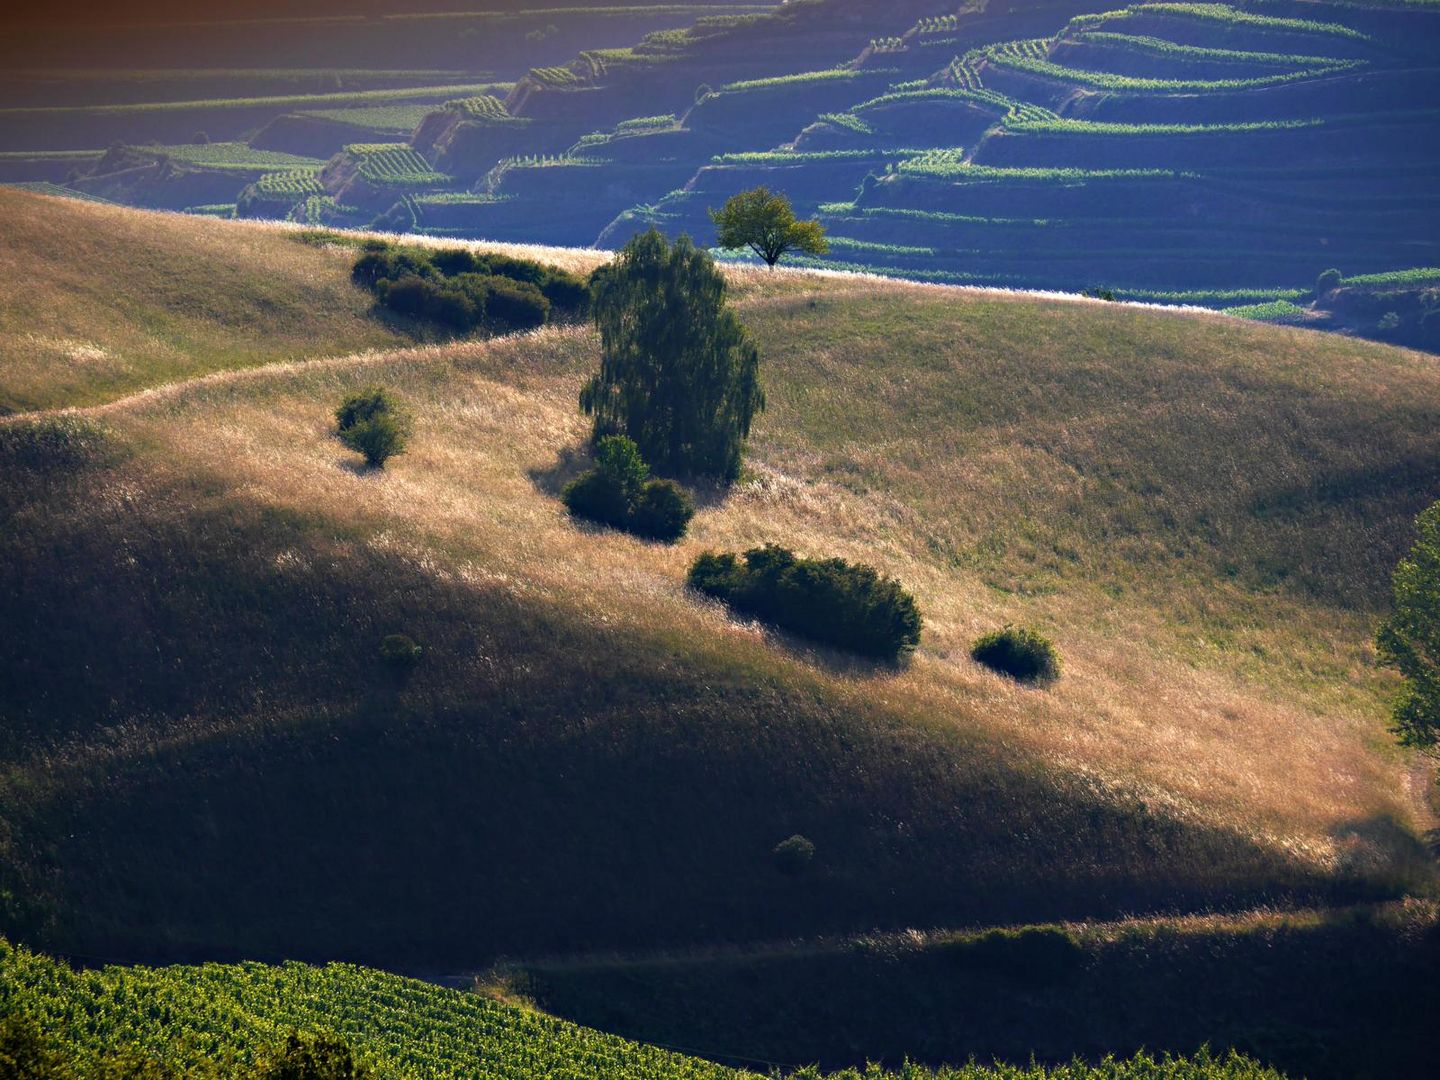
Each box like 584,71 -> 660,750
0,938 -> 1290,1080
251,170 -> 325,198
0,84 -> 505,119
157,143 -> 326,169
1070,31 -> 1346,68
344,144 -> 450,186
298,105 -> 440,132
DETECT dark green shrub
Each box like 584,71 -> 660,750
374,275 -> 433,318
335,386 -> 406,432
772,834 -> 815,875
630,479 -> 694,542
1316,267 -> 1343,295
562,469 -> 633,529
483,276 -> 549,331
971,626 -> 1060,683
340,413 -> 408,469
352,243 -> 583,331
562,435 -> 693,542
430,248 -> 481,276
335,387 -> 411,469
688,544 -> 922,662
480,253 -> 547,286
539,271 -> 591,317
378,633 -> 422,673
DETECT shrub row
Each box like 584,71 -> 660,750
352,241 -> 589,335
688,545 -> 922,662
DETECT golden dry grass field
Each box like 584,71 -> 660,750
0,189 -> 1435,966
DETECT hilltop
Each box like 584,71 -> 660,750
2,0 -> 1437,338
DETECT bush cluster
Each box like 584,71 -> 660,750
971,626 -> 1060,683
352,241 -> 588,335
334,386 -> 411,469
688,544 -> 922,662
562,435 -> 694,542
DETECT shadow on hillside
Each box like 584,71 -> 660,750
1328,813 -> 1437,888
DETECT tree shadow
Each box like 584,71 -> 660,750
1327,813 -> 1437,890
528,442 -> 592,497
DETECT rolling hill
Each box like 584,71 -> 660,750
1,184 -> 1436,1018
3,0 -> 1437,343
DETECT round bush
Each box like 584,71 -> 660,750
772,834 -> 815,876
379,633 -> 423,672
340,414 -> 407,469
335,387 -> 411,469
630,478 -> 695,542
1316,268 -> 1343,295
971,626 -> 1060,683
562,469 -> 632,529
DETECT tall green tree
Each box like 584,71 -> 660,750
1377,499 -> 1440,748
581,229 -> 764,481
710,187 -> 828,268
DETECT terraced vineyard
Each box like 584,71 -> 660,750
4,0 -> 1434,327
345,143 -> 451,186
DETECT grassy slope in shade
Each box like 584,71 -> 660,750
505,902 -> 1440,1080
0,192 -> 1435,967
0,939 -> 1285,1080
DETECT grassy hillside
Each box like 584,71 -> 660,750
1,192 -> 1435,981
0,189 -> 410,412
0,938 -> 1286,1080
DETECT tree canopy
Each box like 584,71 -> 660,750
581,229 -> 763,481
1377,499 -> 1440,748
710,187 -> 828,268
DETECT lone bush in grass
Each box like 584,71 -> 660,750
1377,500 -> 1440,748
1316,267 -> 1343,295
971,626 -> 1060,683
689,544 -> 922,662
335,386 -> 411,469
562,434 -> 694,542
710,186 -> 828,268
772,834 -> 815,876
378,633 -> 423,676
581,229 -> 764,481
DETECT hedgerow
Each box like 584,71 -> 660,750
351,241 -> 586,334
688,545 -> 922,662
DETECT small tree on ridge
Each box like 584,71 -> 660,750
710,187 -> 828,268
